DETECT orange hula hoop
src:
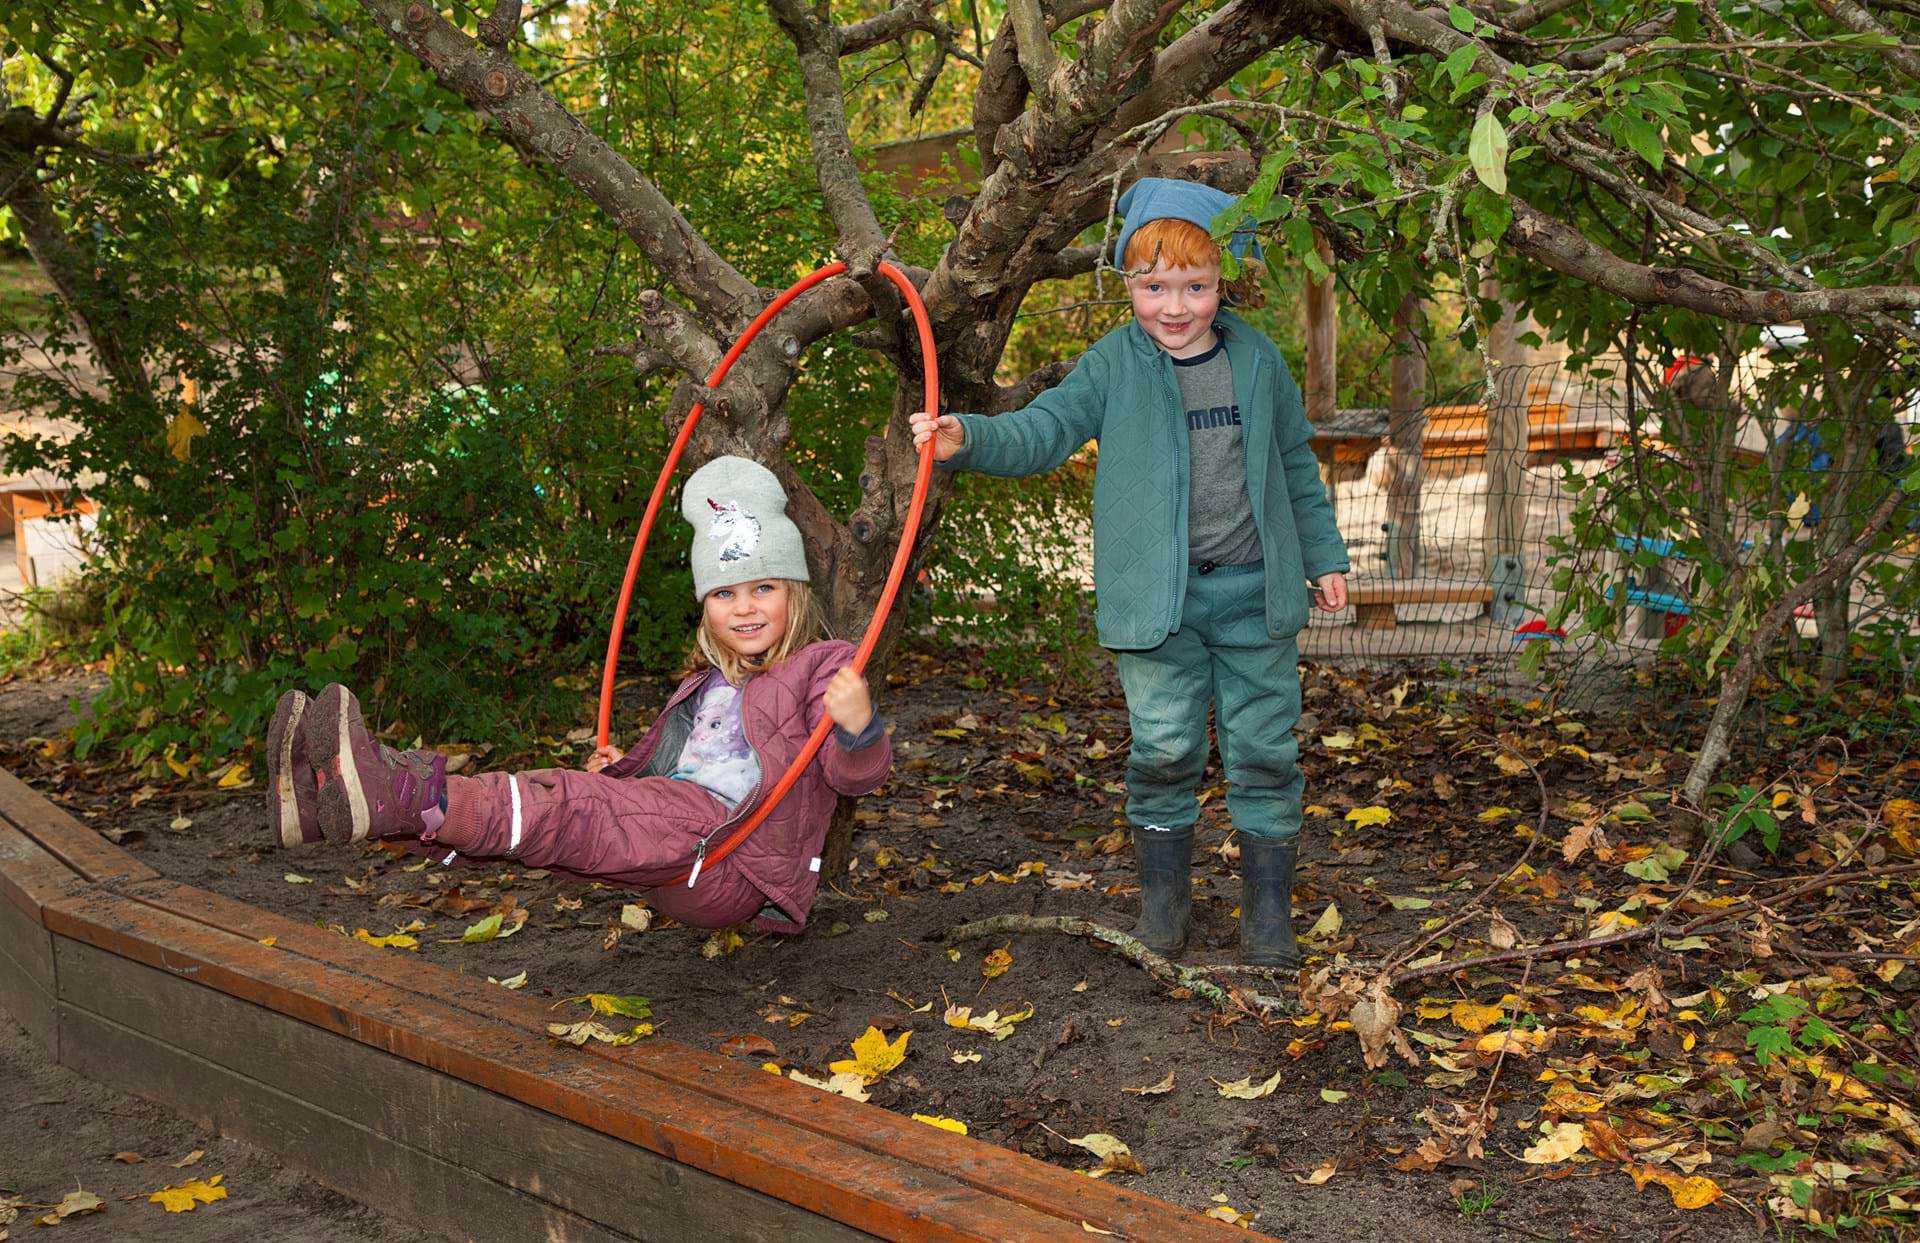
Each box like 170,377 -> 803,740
595,260 -> 938,884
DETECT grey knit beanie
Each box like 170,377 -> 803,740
681,456 -> 810,600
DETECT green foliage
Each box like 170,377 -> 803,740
0,0 -> 962,767
1706,784 -> 1782,855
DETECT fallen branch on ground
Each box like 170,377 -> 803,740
946,913 -> 1295,1015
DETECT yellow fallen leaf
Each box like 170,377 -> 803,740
829,1025 -> 909,1081
37,1189 -> 104,1223
701,928 -> 745,958
1522,1122 -> 1586,1164
1206,1203 -> 1251,1226
787,1068 -> 870,1101
1627,1164 -> 1723,1209
1452,1001 -> 1505,1033
1476,1028 -> 1553,1056
1346,805 -> 1391,827
1295,1162 -> 1337,1185
1124,1071 -> 1175,1095
1493,752 -> 1529,776
546,1020 -> 652,1046
952,1050 -> 982,1064
566,993 -> 652,1020
148,1175 -> 228,1213
215,763 -> 251,789
1213,1070 -> 1284,1099
912,1113 -> 968,1135
983,947 -> 1013,979
1305,902 -> 1342,940
353,928 -> 419,950
488,970 -> 528,990
283,873 -> 312,884
1478,807 -> 1518,822
944,1003 -> 1034,1040
257,936 -> 277,947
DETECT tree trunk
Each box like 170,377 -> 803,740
1304,231 -> 1339,517
1482,285 -> 1527,622
1384,291 -> 1426,580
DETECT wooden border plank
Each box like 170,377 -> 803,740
0,820 -> 72,1055
56,936 -> 868,1243
117,878 -> 1255,1241
41,886 -> 1094,1243
55,1001 -> 631,1243
0,767 -> 157,883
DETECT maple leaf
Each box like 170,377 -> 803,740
982,947 -> 1013,979
148,1176 -> 228,1213
547,1020 -> 652,1046
1345,805 -> 1391,827
1450,1001 -> 1504,1033
829,1025 -> 908,1081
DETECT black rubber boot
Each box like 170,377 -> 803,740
1131,826 -> 1193,958
1239,836 -> 1301,968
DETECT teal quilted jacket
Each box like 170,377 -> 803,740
948,311 -> 1350,650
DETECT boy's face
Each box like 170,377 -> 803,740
1126,260 -> 1221,359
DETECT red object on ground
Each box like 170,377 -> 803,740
595,260 -> 938,886
1663,611 -> 1689,638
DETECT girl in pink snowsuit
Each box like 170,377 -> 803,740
264,457 -> 892,932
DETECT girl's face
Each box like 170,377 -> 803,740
703,579 -> 790,661
1127,261 -> 1221,359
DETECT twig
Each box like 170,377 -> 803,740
947,913 -> 1295,1015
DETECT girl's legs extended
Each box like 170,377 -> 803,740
434,768 -> 726,884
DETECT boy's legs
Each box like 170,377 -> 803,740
1204,567 -> 1306,967
1113,612 -> 1212,956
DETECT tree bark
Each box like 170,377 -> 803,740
1304,231 -> 1339,517
1384,291 -> 1427,580
1481,284 -> 1528,621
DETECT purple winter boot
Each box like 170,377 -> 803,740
266,689 -> 323,848
301,683 -> 447,844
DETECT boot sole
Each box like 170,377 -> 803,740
266,690 -> 309,849
308,684 -> 371,845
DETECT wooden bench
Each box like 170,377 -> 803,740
1346,577 -> 1496,630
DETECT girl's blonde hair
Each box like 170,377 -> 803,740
691,578 -> 824,684
1122,217 -> 1267,309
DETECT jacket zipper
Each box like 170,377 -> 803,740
1161,350 -> 1184,642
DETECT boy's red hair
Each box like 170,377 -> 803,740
1121,218 -> 1266,307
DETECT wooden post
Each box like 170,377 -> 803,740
1481,283 -> 1528,622
1384,291 -> 1427,580
1304,231 -> 1338,519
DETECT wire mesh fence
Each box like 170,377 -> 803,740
1297,347 -> 1920,773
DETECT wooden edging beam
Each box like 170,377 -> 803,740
0,768 -> 1267,1242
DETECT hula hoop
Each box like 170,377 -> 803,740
596,260 -> 937,885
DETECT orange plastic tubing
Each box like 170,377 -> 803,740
596,260 -> 938,883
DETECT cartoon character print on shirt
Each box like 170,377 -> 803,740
670,677 -> 759,807
706,497 -> 761,564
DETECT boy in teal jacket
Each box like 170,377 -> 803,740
912,178 -> 1350,966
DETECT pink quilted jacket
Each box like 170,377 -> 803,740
604,640 -> 891,930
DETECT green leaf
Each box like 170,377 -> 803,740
1448,3 -> 1476,32
1469,111 -> 1509,195
1747,1026 -> 1793,1066
1607,112 -> 1666,170
1441,43 -> 1479,86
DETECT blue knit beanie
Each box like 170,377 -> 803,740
1113,177 -> 1265,270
